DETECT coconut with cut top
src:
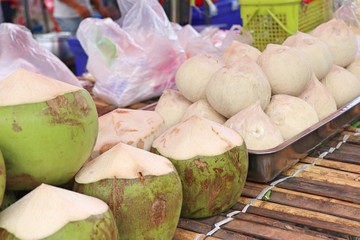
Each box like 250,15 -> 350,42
152,115 -> 248,218
0,184 -> 118,239
74,142 -> 182,239
92,108 -> 165,158
0,68 -> 98,190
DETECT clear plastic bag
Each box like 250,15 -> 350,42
77,0 -> 185,107
0,23 -> 81,87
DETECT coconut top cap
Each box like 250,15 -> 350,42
152,115 -> 244,160
76,142 -> 176,184
0,68 -> 81,107
0,184 -> 108,240
93,108 -> 165,152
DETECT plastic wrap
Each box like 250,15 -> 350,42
0,23 -> 81,87
77,0 -> 185,107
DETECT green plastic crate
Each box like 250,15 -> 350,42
239,0 -> 333,50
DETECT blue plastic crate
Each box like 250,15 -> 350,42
67,37 -> 88,76
191,0 -> 242,29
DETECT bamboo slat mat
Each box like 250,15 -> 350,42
174,128 -> 360,239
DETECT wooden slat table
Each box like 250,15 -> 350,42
174,127 -> 360,239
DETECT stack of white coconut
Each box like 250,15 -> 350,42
158,18 -> 360,151
0,18 -> 360,240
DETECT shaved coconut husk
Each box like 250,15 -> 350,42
321,65 -> 360,108
206,56 -> 271,118
0,68 -> 98,190
0,184 -> 118,240
152,116 -> 248,218
311,19 -> 357,67
257,44 -> 312,96
221,41 -> 261,67
299,74 -> 337,120
265,94 -> 319,141
175,54 -> 223,102
93,108 -> 165,157
225,101 -> 284,150
282,31 -> 333,79
0,151 -> 4,206
346,56 -> 360,80
181,98 -> 226,124
75,142 -> 182,239
154,89 -> 192,129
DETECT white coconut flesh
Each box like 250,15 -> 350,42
152,115 -> 244,160
225,101 -> 284,151
154,89 -> 192,129
0,183 -> 108,240
0,68 -> 81,107
282,31 -> 333,80
93,108 -> 165,154
298,74 -> 337,120
181,98 -> 226,124
76,142 -> 175,184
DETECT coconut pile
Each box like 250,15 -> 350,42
0,18 -> 359,240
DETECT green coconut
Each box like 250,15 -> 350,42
152,115 -> 248,218
74,142 -> 182,240
92,108 -> 165,158
0,184 -> 118,239
0,68 -> 98,190
0,150 -> 5,206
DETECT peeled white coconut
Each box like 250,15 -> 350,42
0,184 -> 118,239
321,65 -> 360,108
152,116 -> 248,218
282,31 -> 333,80
181,98 -> 226,124
265,94 -> 319,140
92,108 -> 165,157
299,74 -> 337,120
311,19 -> 357,67
257,44 -> 312,96
154,89 -> 192,129
206,56 -> 271,118
225,101 -> 284,150
0,68 -> 98,190
346,56 -> 360,80
75,142 -> 182,239
221,41 -> 261,67
175,54 -> 223,102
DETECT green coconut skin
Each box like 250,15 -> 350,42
74,172 -> 183,240
0,89 -> 98,190
0,150 -> 5,206
154,145 -> 248,219
0,209 -> 118,240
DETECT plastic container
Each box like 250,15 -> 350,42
191,0 -> 242,29
67,37 -> 88,76
239,0 -> 333,50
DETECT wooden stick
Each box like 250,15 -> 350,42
301,157 -> 360,174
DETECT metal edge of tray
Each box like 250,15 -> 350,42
247,96 -> 360,183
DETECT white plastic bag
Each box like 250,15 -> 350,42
0,23 -> 81,87
77,0 -> 185,107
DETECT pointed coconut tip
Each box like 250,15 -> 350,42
77,142 -> 175,184
0,183 -> 108,240
0,68 -> 81,107
152,115 -> 244,160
